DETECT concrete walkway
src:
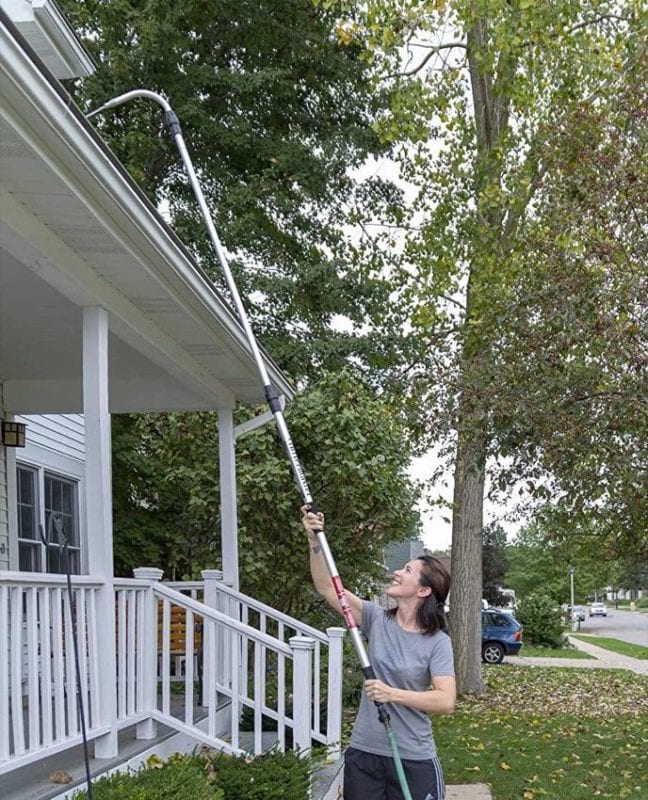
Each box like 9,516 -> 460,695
446,785 -> 493,799
511,635 -> 648,676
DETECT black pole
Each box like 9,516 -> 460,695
54,515 -> 93,799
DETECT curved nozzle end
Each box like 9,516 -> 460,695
86,89 -> 172,120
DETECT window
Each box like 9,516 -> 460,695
482,611 -> 512,628
17,466 -> 40,571
17,465 -> 81,574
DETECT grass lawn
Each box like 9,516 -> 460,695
520,645 -> 592,658
571,635 -> 648,660
434,664 -> 648,799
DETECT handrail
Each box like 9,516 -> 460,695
113,578 -> 153,589
153,583 -> 293,656
212,582 -> 328,643
164,581 -> 203,591
0,571 -> 104,587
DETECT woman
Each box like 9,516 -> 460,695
302,506 -> 456,800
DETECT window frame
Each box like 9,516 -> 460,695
16,462 -> 83,575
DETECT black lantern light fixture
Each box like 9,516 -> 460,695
1,421 -> 26,447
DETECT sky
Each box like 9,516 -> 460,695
409,450 -> 524,553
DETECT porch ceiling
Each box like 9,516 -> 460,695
0,17 -> 293,414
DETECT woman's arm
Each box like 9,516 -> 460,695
302,506 -> 363,627
364,675 -> 456,715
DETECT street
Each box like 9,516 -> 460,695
577,607 -> 648,647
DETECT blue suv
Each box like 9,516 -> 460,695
481,609 -> 523,664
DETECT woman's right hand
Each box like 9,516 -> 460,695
301,505 -> 324,539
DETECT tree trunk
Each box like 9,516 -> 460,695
449,418 -> 486,696
446,18 -> 513,697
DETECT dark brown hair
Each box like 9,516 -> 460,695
385,555 -> 451,635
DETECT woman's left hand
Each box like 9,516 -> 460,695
364,679 -> 394,704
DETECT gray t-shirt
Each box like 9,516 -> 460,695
349,600 -> 455,761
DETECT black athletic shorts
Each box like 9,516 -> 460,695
343,746 -> 446,800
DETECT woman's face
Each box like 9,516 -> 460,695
386,559 -> 430,601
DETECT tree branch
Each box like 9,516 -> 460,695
384,41 -> 466,80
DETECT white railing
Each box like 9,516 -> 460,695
112,577 -> 151,727
150,581 -> 317,756
0,569 -> 345,777
0,572 -> 108,775
201,572 -> 345,758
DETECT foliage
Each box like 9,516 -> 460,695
435,664 -> 648,799
71,755 -> 219,800
503,514 -> 620,605
57,0 -> 403,380
515,594 -> 565,648
482,523 -> 509,606
207,749 -> 311,800
111,371 -> 418,617
491,53 -> 648,556
614,558 -> 648,597
72,749 -> 312,800
572,636 -> 648,661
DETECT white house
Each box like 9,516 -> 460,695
0,3 -> 344,797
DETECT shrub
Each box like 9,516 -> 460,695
516,594 -> 566,648
73,750 -> 311,800
636,597 -> 648,608
71,755 -> 218,800
208,749 -> 310,799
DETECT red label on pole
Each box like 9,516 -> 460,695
332,575 -> 357,630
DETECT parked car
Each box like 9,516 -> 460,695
481,609 -> 523,664
589,602 -> 608,617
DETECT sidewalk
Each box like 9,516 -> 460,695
447,785 -> 493,799
511,635 -> 648,676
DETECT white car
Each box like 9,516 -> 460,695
589,602 -> 608,617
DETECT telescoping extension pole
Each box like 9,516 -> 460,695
88,90 -> 413,800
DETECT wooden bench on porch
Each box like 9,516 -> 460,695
157,601 -> 204,697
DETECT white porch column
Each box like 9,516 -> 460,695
133,567 -> 164,739
290,635 -> 315,758
218,407 -> 239,590
83,306 -> 117,758
325,626 -> 345,759
201,569 -> 223,710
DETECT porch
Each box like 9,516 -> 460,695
0,569 -> 345,797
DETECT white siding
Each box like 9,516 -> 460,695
15,414 -> 85,460
0,384 -> 8,569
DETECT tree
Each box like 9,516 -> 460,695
112,371 -> 418,619
354,0 -> 643,694
58,0 -> 403,378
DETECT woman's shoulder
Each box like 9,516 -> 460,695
428,627 -> 453,653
